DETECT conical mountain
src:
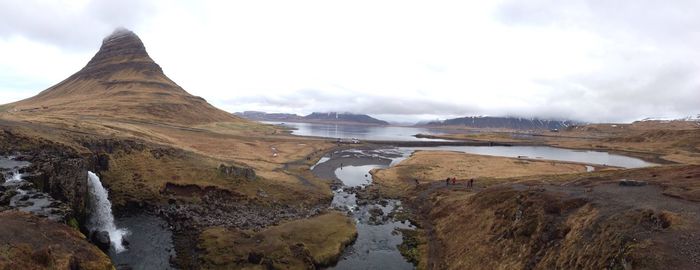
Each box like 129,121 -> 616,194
6,28 -> 239,125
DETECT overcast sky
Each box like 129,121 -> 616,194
1,0 -> 699,123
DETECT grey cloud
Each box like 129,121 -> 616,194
491,0 -> 700,122
223,73 -> 700,123
0,0 -> 155,50
526,61 -> 700,122
223,1 -> 700,123
223,88 -> 483,118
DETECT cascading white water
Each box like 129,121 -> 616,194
87,171 -> 129,253
5,170 -> 23,183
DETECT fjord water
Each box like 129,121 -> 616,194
271,122 -> 653,168
87,171 -> 129,253
405,145 -> 653,168
266,121 -> 456,141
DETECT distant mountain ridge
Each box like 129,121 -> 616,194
235,111 -> 389,125
234,111 -> 303,122
423,116 -> 577,130
639,114 -> 700,122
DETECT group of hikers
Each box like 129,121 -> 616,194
413,177 -> 475,188
445,177 -> 475,187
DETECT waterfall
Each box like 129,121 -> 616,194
87,171 -> 129,253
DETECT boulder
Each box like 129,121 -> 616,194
91,231 -> 111,252
256,188 -> 269,198
218,164 -> 256,181
248,252 -> 264,264
0,190 -> 17,205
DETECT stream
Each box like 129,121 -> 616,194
311,144 -> 653,269
313,148 -> 416,270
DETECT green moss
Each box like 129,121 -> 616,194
198,212 -> 357,269
396,228 -> 424,266
67,218 -> 80,230
390,208 -> 413,223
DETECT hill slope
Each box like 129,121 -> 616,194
4,28 -> 240,125
304,112 -> 389,125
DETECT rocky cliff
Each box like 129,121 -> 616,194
0,130 -> 94,224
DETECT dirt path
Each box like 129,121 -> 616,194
563,182 -> 700,266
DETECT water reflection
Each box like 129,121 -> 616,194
265,121 -> 455,141
334,165 -> 383,187
405,146 -> 653,168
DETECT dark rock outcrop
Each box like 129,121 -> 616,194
80,138 -> 145,156
619,179 -> 648,186
218,164 -> 256,181
162,182 -> 245,199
